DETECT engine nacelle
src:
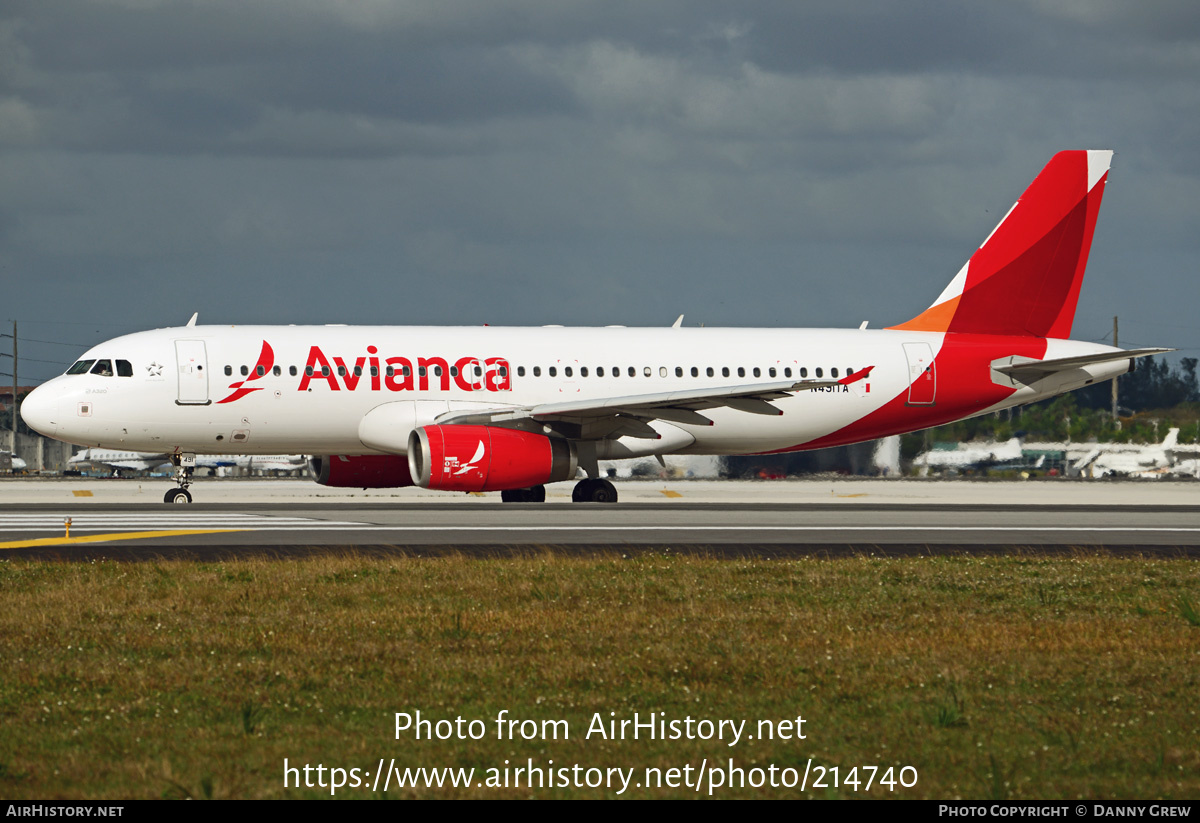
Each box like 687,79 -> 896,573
308,454 -> 414,488
407,425 -> 577,492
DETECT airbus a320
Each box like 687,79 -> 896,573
21,151 -> 1168,503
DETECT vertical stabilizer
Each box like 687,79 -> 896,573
890,150 -> 1112,338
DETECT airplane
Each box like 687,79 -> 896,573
1072,428 -> 1199,477
20,150 -> 1172,504
913,437 -> 1024,472
1,451 -> 27,473
68,448 -> 172,475
68,448 -> 305,476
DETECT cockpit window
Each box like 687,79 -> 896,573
66,360 -> 96,375
116,360 -> 133,377
90,359 -> 114,377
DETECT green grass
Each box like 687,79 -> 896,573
0,552 -> 1197,799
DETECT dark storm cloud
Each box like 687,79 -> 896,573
1,1 -> 1198,383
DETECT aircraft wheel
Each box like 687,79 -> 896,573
164,488 -> 192,504
572,478 -> 618,503
501,485 -> 547,503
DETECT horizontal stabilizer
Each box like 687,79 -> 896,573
993,348 -> 1172,381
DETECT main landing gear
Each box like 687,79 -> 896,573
572,478 -> 618,503
164,453 -> 195,504
498,479 -> 619,502
500,486 -> 546,503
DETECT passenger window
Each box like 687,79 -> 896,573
675,367 -> 683,377
116,360 -> 133,377
290,366 -> 297,377
91,360 -> 114,377
449,366 -> 459,377
419,367 -> 427,377
224,365 -> 233,376
769,367 -> 776,378
629,367 -> 636,377
706,367 -> 714,377
533,366 -> 541,377
370,366 -> 378,377
722,367 -> 729,377
498,366 -> 507,377
305,366 -> 314,377
753,367 -> 761,377
581,367 -> 588,377
518,366 -> 526,377
800,367 -> 808,378
847,366 -> 854,376
241,365 -> 249,376
691,367 -> 699,377
434,366 -> 442,377
353,366 -> 362,377
816,368 -> 823,378
784,367 -> 792,378
564,366 -> 573,377
737,367 -> 745,378
597,367 -> 604,377
66,360 -> 96,375
403,366 -> 411,377
831,368 -> 839,378
549,366 -> 557,377
257,365 -> 266,377
386,366 -> 394,377
273,366 -> 281,376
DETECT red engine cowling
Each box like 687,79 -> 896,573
407,425 -> 576,492
309,455 -> 414,489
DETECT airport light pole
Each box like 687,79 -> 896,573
10,321 -> 15,454
1108,316 -> 1118,429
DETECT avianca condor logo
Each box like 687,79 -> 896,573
450,441 -> 486,477
215,342 -> 513,403
217,340 -> 275,404
297,346 -> 512,393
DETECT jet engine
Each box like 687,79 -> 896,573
308,454 -> 414,488
407,425 -> 577,492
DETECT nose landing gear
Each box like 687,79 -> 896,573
165,452 -> 196,504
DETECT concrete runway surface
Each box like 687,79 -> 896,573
1,477 -> 1197,560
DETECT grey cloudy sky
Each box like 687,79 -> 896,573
2,0 -> 1197,383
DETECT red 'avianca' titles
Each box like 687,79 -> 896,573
297,345 -> 512,394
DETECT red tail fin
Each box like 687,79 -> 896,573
890,150 -> 1111,338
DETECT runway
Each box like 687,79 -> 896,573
2,482 -> 1199,560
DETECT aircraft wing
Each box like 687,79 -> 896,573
435,367 -> 874,431
994,348 -> 1172,381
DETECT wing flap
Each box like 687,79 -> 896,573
433,368 -> 873,429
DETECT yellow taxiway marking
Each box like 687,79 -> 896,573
0,529 -> 247,550
659,490 -> 683,498
71,490 -> 94,497
835,493 -> 868,498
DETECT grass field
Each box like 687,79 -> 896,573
1,551 -> 1197,799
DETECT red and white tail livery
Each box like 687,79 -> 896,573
21,151 -> 1169,503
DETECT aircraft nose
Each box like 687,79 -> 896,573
20,384 -> 59,437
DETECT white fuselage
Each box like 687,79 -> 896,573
23,324 -> 1128,459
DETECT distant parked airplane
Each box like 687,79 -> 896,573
1072,428 -> 1200,477
913,437 -> 1025,472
